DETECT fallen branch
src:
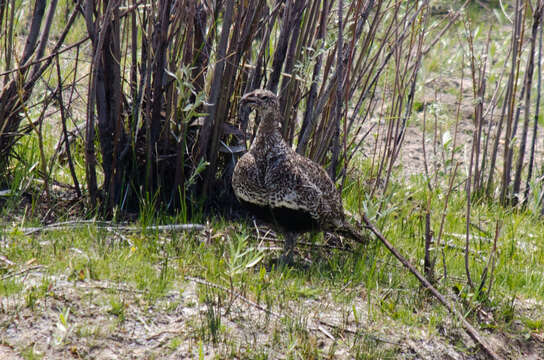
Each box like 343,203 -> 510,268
76,284 -> 146,294
361,214 -> 503,360
16,221 -> 205,235
1,265 -> 44,281
0,254 -> 15,266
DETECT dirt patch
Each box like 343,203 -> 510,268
2,268 -> 543,359
361,78 -> 544,187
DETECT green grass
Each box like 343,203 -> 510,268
2,177 -> 543,357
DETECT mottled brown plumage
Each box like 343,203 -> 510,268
232,89 -> 365,263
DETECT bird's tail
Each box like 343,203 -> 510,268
337,222 -> 370,245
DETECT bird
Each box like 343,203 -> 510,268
232,89 -> 367,264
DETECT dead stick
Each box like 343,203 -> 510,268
1,265 -> 44,281
20,223 -> 205,235
361,214 -> 502,360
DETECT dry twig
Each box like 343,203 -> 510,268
360,214 -> 503,360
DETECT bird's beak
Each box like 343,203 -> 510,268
240,93 -> 258,108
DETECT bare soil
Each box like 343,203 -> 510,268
363,77 -> 544,185
2,261 -> 543,359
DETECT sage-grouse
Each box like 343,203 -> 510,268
232,89 -> 366,263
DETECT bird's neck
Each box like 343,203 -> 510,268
252,110 -> 285,152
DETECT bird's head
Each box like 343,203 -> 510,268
240,89 -> 280,119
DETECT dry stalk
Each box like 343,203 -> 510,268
361,215 -> 503,360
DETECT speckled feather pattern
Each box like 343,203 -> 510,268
232,89 -> 348,233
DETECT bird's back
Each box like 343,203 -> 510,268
232,138 -> 345,233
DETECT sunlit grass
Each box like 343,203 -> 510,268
2,171 -> 543,356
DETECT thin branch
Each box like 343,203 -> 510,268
1,265 -> 44,281
361,214 -> 502,360
18,222 -> 205,236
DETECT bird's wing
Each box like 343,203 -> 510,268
232,152 -> 268,205
264,154 -> 343,223
296,156 -> 345,223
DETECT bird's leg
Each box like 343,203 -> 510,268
280,232 -> 297,265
